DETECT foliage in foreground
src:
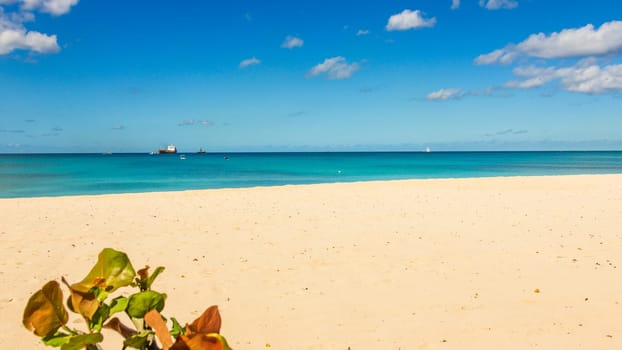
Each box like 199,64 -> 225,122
22,248 -> 231,350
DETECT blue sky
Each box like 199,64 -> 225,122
1,0 -> 621,152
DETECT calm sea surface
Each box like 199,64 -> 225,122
1,151 -> 621,198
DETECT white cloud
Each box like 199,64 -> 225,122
239,57 -> 260,68
504,66 -> 557,88
356,29 -> 370,36
0,26 -> 59,54
281,35 -> 303,49
425,86 -> 498,100
479,0 -> 518,10
307,56 -> 360,80
504,61 -> 622,94
476,21 -> 622,65
474,48 -> 517,65
386,9 -> 436,31
426,88 -> 466,100
451,0 -> 460,10
2,0 -> 78,15
0,0 -> 76,55
518,21 -> 622,59
558,63 -> 622,94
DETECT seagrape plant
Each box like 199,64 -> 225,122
22,248 -> 231,350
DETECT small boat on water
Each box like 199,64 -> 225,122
197,148 -> 206,154
158,144 -> 177,154
179,154 -> 186,160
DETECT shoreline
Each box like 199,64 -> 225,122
3,172 -> 622,200
2,174 -> 622,349
2,149 -> 622,155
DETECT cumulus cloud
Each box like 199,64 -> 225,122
0,9 -> 58,54
426,88 -> 466,100
476,21 -> 622,65
451,0 -> 460,10
557,63 -> 622,93
479,0 -> 518,10
281,35 -> 303,49
0,0 -> 72,15
10,0 -> 79,15
474,49 -> 517,65
239,57 -> 260,68
0,0 -> 77,55
504,60 -> 622,94
307,56 -> 360,80
0,28 -> 58,54
386,9 -> 436,31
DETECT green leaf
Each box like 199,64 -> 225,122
72,248 -> 136,293
123,331 -> 151,349
93,287 -> 110,302
23,281 -> 69,337
89,303 -> 110,331
146,266 -> 165,289
170,317 -> 185,338
126,291 -> 166,318
41,332 -> 72,347
109,296 -> 129,315
60,333 -> 103,350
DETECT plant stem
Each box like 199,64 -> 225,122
62,325 -> 80,335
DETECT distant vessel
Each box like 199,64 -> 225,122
425,147 -> 431,153
197,148 -> 206,154
158,144 -> 177,154
179,154 -> 186,160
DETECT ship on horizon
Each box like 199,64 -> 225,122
157,144 -> 177,154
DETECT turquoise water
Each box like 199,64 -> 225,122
1,151 -> 621,198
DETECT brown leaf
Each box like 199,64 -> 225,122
22,281 -> 68,336
170,334 -> 223,350
187,306 -> 221,334
67,288 -> 99,319
170,337 -> 191,350
138,266 -> 150,281
103,317 -> 138,340
144,309 -> 174,350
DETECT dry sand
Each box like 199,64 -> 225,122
1,174 -> 622,349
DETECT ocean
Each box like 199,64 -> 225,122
1,151 -> 621,198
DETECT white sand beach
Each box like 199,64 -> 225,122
2,174 -> 622,349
